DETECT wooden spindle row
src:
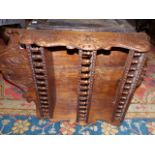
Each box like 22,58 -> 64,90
77,50 -> 97,124
27,45 -> 50,118
113,51 -> 147,121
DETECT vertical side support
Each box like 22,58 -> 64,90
27,45 -> 52,118
112,50 -> 147,124
77,50 -> 97,124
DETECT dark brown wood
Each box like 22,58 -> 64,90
5,28 -> 150,51
0,26 -> 150,126
77,50 -> 97,124
27,45 -> 54,118
112,50 -> 147,125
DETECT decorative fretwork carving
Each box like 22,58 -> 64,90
77,50 -> 97,124
112,50 -> 147,122
27,45 -> 51,118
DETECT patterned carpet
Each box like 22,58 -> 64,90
1,48 -> 155,135
0,115 -> 155,135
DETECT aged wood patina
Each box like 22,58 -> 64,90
0,20 -> 150,125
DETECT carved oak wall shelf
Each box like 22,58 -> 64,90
0,20 -> 150,126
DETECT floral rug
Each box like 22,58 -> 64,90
0,48 -> 155,135
0,115 -> 155,135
